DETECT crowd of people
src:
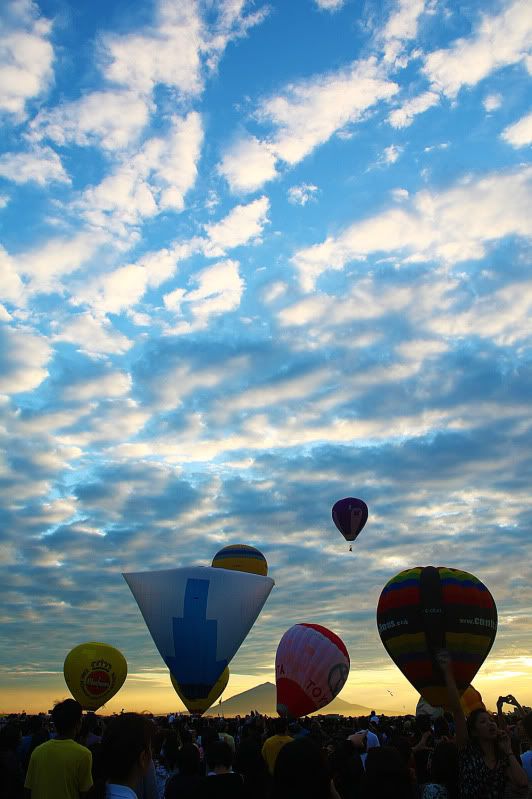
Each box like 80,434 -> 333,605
1,657 -> 531,799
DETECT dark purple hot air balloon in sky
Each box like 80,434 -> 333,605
332,497 -> 368,550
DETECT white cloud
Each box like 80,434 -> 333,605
388,90 -> 439,128
0,246 -> 25,305
51,396 -> 150,447
0,325 -> 51,394
29,91 -> 151,151
57,398 -> 151,447
292,166 -> 532,289
428,280 -> 532,345
0,146 -> 69,185
423,0 -> 532,98
0,194 -> 9,208
483,93 -> 502,112
501,112 -> 532,148
218,136 -> 278,193
219,367 -> 335,414
101,0 -> 267,100
53,312 -> 133,355
102,2 -> 203,96
138,357 -> 246,412
69,240 -> 202,316
0,0 -> 54,117
391,188 -> 409,201
139,242 -> 200,289
287,183 -> 318,206
262,281 -> 287,303
396,338 -> 449,361
63,372 -> 132,402
381,144 -> 402,164
220,58 -> 398,192
111,404 -> 474,464
203,196 -> 270,256
202,0 -> 270,73
423,142 -> 450,153
259,57 -> 399,165
73,264 -> 150,316
381,0 -> 426,64
314,0 -> 345,10
80,112 -> 203,235
164,259 -> 244,330
277,280 -> 416,328
16,231 -> 105,294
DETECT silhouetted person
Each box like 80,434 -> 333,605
25,699 -> 93,799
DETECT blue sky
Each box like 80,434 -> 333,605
1,0 -> 532,713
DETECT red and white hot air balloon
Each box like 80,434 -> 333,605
275,623 -> 350,718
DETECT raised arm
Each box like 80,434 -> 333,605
436,650 -> 468,749
497,696 -> 508,730
506,695 -> 525,719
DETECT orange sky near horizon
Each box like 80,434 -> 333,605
3,657 -> 532,716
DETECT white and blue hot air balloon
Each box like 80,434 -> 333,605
123,565 -> 274,701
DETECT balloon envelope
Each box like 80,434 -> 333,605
416,684 -> 485,718
64,642 -> 127,711
124,566 -> 274,701
212,544 -> 268,576
377,566 -> 497,707
275,623 -> 350,718
459,685 -> 485,716
171,666 -> 229,714
332,498 -> 368,543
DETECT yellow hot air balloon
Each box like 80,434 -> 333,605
64,642 -> 127,711
170,667 -> 229,715
458,684 -> 485,716
417,684 -> 485,718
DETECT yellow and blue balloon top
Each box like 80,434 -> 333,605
170,666 -> 229,715
211,544 -> 268,576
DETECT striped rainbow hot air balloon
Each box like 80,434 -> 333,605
377,566 -> 497,708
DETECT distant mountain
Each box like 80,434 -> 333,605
204,681 -> 377,717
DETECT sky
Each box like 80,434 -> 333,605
0,0 -> 531,715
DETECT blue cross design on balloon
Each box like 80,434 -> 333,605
165,578 -> 228,700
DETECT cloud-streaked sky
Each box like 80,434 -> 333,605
1,0 -> 531,714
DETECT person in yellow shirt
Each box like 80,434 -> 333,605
261,718 -> 293,775
25,699 -> 93,799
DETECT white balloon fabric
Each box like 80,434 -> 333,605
123,566 -> 274,701
276,623 -> 350,717
416,696 -> 445,719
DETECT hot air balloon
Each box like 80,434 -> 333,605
171,666 -> 229,714
332,498 -> 368,551
416,684 -> 485,719
212,544 -> 268,576
63,642 -> 127,711
377,566 -> 497,708
124,566 -> 274,702
275,623 -> 350,718
415,696 -> 444,720
459,684 -> 485,715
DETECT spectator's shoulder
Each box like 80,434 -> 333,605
73,741 -> 93,760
